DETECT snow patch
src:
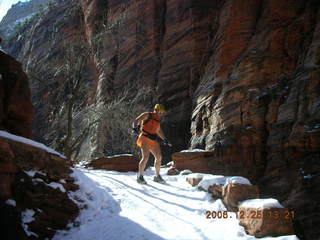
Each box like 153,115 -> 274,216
52,167 -> 298,240
198,175 -> 226,191
32,178 -> 44,184
180,169 -> 193,175
109,154 -> 135,157
225,176 -> 251,186
5,199 -> 16,206
303,174 -> 313,179
186,173 -> 204,179
24,170 -> 46,177
21,209 -> 38,237
59,179 -> 67,184
47,182 -> 66,192
181,149 -> 206,152
166,161 -> 174,166
247,88 -> 259,93
240,198 -> 284,209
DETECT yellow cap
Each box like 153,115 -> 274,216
154,104 -> 166,112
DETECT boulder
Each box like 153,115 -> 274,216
222,183 -> 259,212
239,206 -> 295,238
167,167 -> 180,175
87,154 -> 139,172
172,151 -> 214,173
208,185 -> 223,199
186,174 -> 203,187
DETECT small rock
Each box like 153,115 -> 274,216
186,176 -> 203,187
167,167 -> 180,175
208,185 -> 223,198
222,183 -> 259,211
86,154 -> 139,172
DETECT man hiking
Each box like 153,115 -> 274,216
132,104 -> 172,184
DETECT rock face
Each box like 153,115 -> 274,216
187,1 -> 320,239
222,184 -> 259,212
186,175 -> 203,187
0,0 -> 98,162
166,167 -> 180,175
2,0 -> 320,239
0,0 -> 51,38
173,151 -> 213,173
87,154 -> 139,172
0,134 -> 79,240
172,150 -> 253,178
0,50 -> 33,138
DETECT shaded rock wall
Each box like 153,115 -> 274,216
4,0 -> 98,151
0,50 -> 33,138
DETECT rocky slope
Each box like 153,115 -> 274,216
1,0 -> 319,239
0,132 -> 79,240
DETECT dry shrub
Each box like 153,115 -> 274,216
96,87 -> 156,157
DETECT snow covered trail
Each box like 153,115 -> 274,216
53,167 -> 299,240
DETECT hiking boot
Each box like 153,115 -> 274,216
137,175 -> 147,184
153,175 -> 166,183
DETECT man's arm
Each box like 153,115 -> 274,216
132,112 -> 149,128
157,128 -> 172,147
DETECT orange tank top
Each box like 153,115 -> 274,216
142,113 -> 160,135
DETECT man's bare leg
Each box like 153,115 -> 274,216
139,143 -> 150,176
150,143 -> 162,177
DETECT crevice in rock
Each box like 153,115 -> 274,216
153,0 -> 167,97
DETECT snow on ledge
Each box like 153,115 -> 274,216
47,182 -> 66,192
180,149 -> 206,152
24,170 -> 46,177
240,198 -> 284,209
186,173 -> 205,179
225,176 -> 251,186
5,199 -> 16,207
180,169 -> 192,175
21,209 -> 39,237
198,175 -> 226,191
0,130 -> 65,158
108,154 -> 134,157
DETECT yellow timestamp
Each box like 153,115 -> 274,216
205,210 -> 295,220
